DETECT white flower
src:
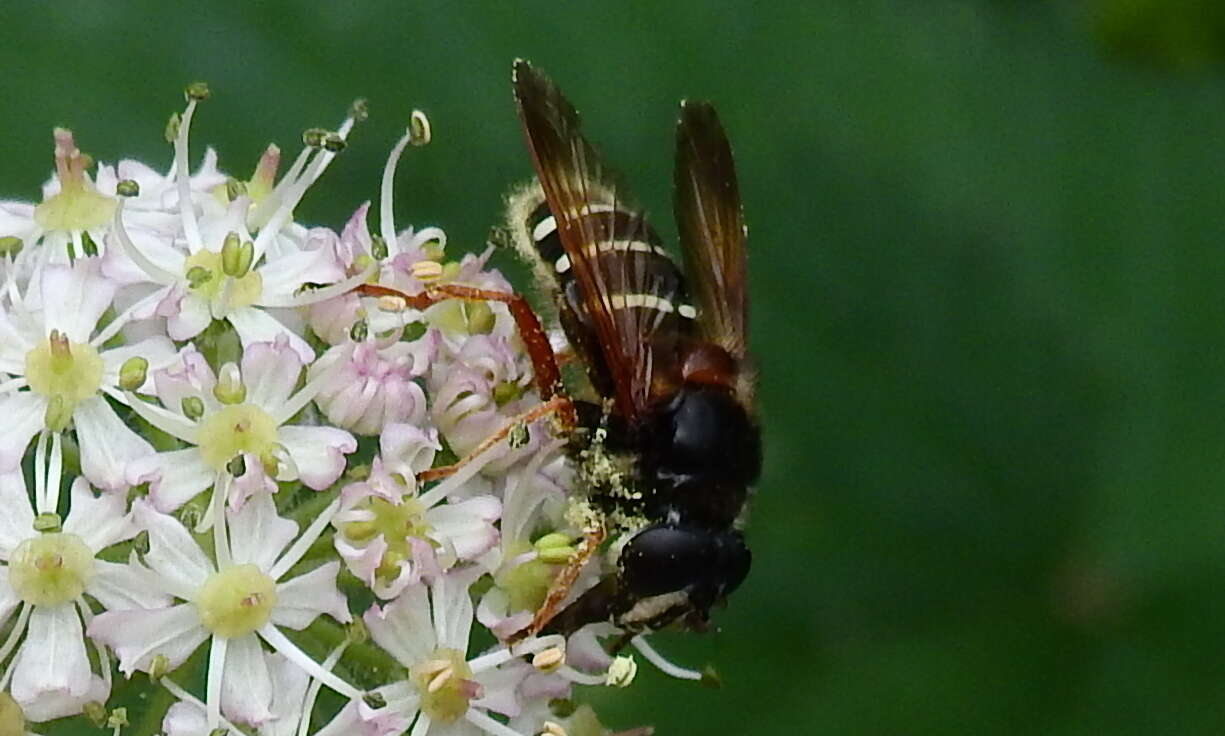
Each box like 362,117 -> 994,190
320,568 -> 552,736
0,471 -> 161,721
104,92 -> 374,364
310,333 -> 436,436
126,339 -> 357,512
333,424 -> 500,598
0,258 -> 174,490
88,492 -> 355,729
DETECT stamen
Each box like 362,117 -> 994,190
123,391 -> 201,444
258,623 -> 362,699
269,498 -> 340,580
174,92 -> 206,254
379,113 -> 429,249
205,635 -> 227,730
110,199 -> 179,285
629,636 -> 702,681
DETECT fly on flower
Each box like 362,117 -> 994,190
353,60 -> 759,643
502,60 -> 761,640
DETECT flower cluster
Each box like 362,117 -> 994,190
0,85 -> 695,736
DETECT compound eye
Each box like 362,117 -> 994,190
620,525 -> 713,598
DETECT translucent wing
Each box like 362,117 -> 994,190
514,60 -> 687,422
674,101 -> 749,361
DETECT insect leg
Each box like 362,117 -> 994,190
354,282 -> 566,408
515,521 -> 608,642
417,394 -> 573,483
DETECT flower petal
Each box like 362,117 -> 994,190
74,397 -> 153,492
11,605 -> 94,704
271,562 -> 350,630
62,477 -> 135,552
86,556 -> 174,611
239,338 -> 303,413
226,492 -> 298,571
0,393 -> 46,472
229,307 -> 314,364
0,470 -> 34,558
277,425 -> 356,490
40,261 -> 116,343
365,585 -> 436,668
133,500 -> 213,596
87,604 -> 208,675
128,448 -> 215,514
221,634 -> 274,726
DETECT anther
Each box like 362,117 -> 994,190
302,128 -> 328,149
349,98 -> 370,123
370,234 -> 389,260
363,692 -> 387,709
185,265 -> 213,289
185,82 -> 211,101
541,722 -> 568,736
409,110 -> 432,146
349,319 -> 369,342
80,231 -> 99,256
118,356 -> 149,391
213,362 -> 246,405
532,646 -> 566,673
181,396 -> 205,421
106,707 -> 129,729
82,701 -> 107,727
605,655 -> 637,688
225,177 -> 248,201
377,295 -> 408,313
508,422 -> 530,449
149,653 -> 171,679
323,132 -> 347,153
32,513 -> 61,533
427,666 -> 454,694
115,179 -> 141,198
411,260 -> 444,281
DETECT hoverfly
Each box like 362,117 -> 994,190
505,60 -> 760,637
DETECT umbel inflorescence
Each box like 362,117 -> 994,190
0,85 -> 702,736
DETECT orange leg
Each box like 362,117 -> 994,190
417,395 -> 574,483
355,282 -> 566,408
515,522 -> 607,642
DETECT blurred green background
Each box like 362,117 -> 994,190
5,0 -> 1225,733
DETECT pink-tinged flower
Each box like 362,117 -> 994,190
0,258 -> 174,490
319,568 -> 554,736
0,472 -> 164,722
428,334 -> 540,475
88,493 -> 356,730
310,333 -> 436,436
126,339 -> 357,512
334,425 -> 500,598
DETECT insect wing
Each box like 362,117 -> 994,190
674,101 -> 749,362
514,60 -> 682,421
